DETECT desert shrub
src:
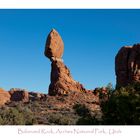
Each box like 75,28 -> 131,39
106,83 -> 114,94
73,104 -> 100,125
101,83 -> 140,125
76,115 -> 99,125
0,108 -> 25,125
47,113 -> 76,125
0,105 -> 37,125
32,101 -> 40,108
22,107 -> 37,125
73,104 -> 90,117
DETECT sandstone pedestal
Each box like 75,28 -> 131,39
49,60 -> 86,95
45,29 -> 86,95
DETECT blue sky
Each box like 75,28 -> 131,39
0,9 -> 140,93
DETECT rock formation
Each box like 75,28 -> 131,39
9,88 -> 29,102
45,29 -> 86,95
44,29 -> 64,60
0,88 -> 11,106
0,87 -> 48,106
9,88 -> 47,102
115,44 -> 140,87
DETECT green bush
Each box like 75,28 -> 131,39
73,104 -> 100,125
48,113 -> 75,125
101,83 -> 140,125
73,104 -> 90,117
0,104 -> 37,125
76,115 -> 99,125
0,108 -> 25,125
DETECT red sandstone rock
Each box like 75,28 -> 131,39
25,92 -> 47,101
0,88 -> 11,106
45,29 -> 86,95
44,29 -> 64,59
9,88 -> 29,102
49,60 -> 86,95
115,44 -> 140,87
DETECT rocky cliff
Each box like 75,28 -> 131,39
115,44 -> 140,87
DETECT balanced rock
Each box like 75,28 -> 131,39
45,29 -> 86,95
0,88 -> 11,106
115,44 -> 140,87
44,29 -> 64,60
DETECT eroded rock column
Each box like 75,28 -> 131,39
45,29 -> 86,95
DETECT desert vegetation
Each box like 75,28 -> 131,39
0,82 -> 139,125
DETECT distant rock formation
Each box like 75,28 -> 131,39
9,88 -> 47,102
45,29 -> 86,95
0,88 -> 11,106
115,44 -> 140,87
9,88 -> 29,102
0,88 -> 47,106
